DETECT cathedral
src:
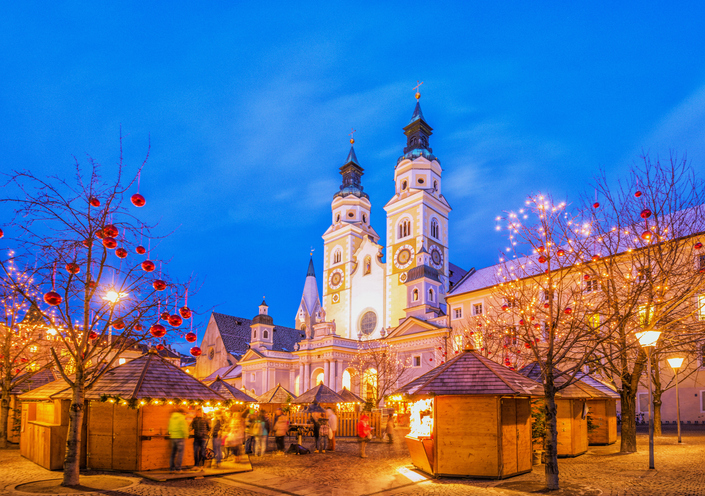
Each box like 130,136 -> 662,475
194,97 -> 470,400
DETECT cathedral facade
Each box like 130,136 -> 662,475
195,97 -> 466,400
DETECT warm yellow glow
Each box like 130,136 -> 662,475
47,328 -> 57,336
103,289 -> 128,303
396,466 -> 429,482
408,398 -> 434,438
636,330 -> 661,348
315,371 -> 324,385
118,358 -> 126,365
667,357 -> 684,370
342,369 -> 351,390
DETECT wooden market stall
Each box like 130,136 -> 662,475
519,363 -> 613,457
50,351 -> 227,472
256,383 -> 297,413
8,368 -> 58,445
292,383 -> 345,408
576,373 -> 619,445
18,375 -> 87,470
206,376 -> 258,405
397,346 -> 543,479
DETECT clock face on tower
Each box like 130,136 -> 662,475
430,245 -> 444,270
394,244 -> 415,270
329,268 -> 344,290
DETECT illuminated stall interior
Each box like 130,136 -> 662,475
397,345 -> 543,479
337,386 -> 364,413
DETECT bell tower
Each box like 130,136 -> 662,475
322,138 -> 381,339
250,299 -> 274,351
384,95 -> 451,327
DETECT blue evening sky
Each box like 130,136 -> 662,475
2,2 -> 705,351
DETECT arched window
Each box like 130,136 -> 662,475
315,371 -> 324,385
431,218 -> 439,239
398,218 -> 411,240
336,214 -> 340,222
402,180 -> 408,191
412,289 -> 419,301
263,330 -> 269,339
429,288 -> 434,301
342,369 -> 352,390
362,213 -> 367,223
253,330 -> 257,338
333,249 -> 342,264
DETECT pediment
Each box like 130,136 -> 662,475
386,317 -> 446,338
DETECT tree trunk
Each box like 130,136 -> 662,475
62,375 -> 84,487
544,392 -> 560,490
0,389 -> 10,449
652,357 -> 662,436
620,389 -> 638,453
653,395 -> 663,436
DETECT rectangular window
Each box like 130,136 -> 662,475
699,255 -> 705,272
505,298 -> 516,308
584,279 -> 601,293
472,303 -> 483,316
453,308 -> 463,319
453,335 -> 463,352
637,392 -> 649,414
588,313 -> 600,330
412,355 -> 421,367
701,391 -> 705,413
698,295 -> 705,321
699,343 -> 705,368
638,305 -> 654,327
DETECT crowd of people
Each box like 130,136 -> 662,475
166,405 -> 396,472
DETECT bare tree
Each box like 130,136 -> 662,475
0,138 -> 193,486
571,154 -> 705,453
350,337 -> 411,408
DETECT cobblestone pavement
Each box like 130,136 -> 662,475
3,429 -> 705,496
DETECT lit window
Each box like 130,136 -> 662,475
454,335 -> 463,351
698,295 -> 705,321
584,279 -> 601,293
315,371 -> 324,385
453,308 -> 462,319
588,314 -> 600,330
472,303 -> 483,316
638,305 -> 654,327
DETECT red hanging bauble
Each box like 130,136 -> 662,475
150,324 -> 166,338
65,262 -> 80,274
179,306 -> 192,319
185,332 -> 197,343
103,237 -> 117,249
0,228 -> 3,238
641,230 -> 653,241
161,311 -> 170,321
168,314 -> 183,327
557,249 -> 565,257
501,304 -> 509,311
141,260 -> 156,272
583,274 -> 590,280
82,238 -> 93,248
103,224 -> 119,238
136,245 -> 147,255
134,323 -> 143,332
519,319 -> 525,325
131,193 -> 146,207
525,342 -> 531,348
156,343 -> 165,351
88,331 -> 98,340
534,323 -> 541,329
152,280 -> 167,291
694,242 -> 703,250
89,197 -> 100,207
543,302 -> 550,309
537,245 -> 545,252
115,247 -> 128,258
635,191 -> 642,198
592,254 -> 600,261
112,319 -> 125,330
538,256 -> 547,263
640,208 -> 652,219
86,281 -> 97,291
593,202 -> 600,208
95,229 -> 105,239
44,291 -> 62,306
564,307 -> 573,315
190,347 -> 202,357
429,358 -> 433,361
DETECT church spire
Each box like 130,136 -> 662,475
334,136 -> 368,199
307,256 -> 316,277
401,94 -> 438,163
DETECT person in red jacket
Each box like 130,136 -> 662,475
357,413 -> 372,458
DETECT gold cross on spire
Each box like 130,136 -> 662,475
349,128 -> 356,144
413,80 -> 424,100
310,247 -> 315,257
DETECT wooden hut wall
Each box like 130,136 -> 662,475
587,398 -> 617,445
433,396 -> 531,479
138,405 -> 195,471
556,398 -> 588,457
20,400 -> 86,470
87,401 -> 139,471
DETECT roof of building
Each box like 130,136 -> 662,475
212,312 -> 305,357
293,384 -> 345,404
407,264 -> 440,283
257,383 -> 297,404
206,377 -> 258,403
18,376 -> 71,401
52,352 -> 225,401
337,387 -> 364,404
396,348 -> 543,397
11,368 -> 58,395
203,364 -> 241,382
301,258 -> 320,315
575,372 -> 620,399
518,362 -> 617,399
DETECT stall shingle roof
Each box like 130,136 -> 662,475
293,384 -> 345,404
396,348 -> 543,396
51,352 -> 225,401
575,372 -> 620,399
19,376 -> 71,401
518,363 -> 615,399
11,368 -> 58,395
337,387 -> 364,404
213,312 -> 305,356
257,384 -> 297,404
206,377 -> 258,403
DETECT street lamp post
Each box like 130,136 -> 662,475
667,357 -> 684,444
636,330 -> 661,470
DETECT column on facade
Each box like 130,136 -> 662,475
304,362 -> 311,391
263,365 -> 269,392
289,368 -> 296,393
323,360 -> 330,388
298,363 -> 304,395
336,360 -> 343,392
